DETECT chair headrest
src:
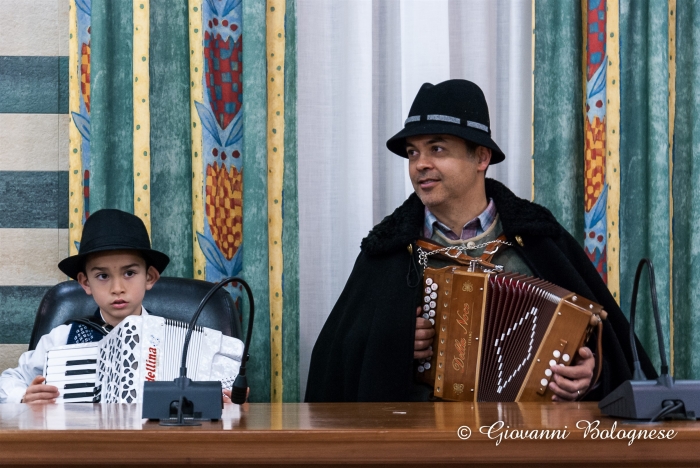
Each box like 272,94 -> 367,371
29,277 -> 242,350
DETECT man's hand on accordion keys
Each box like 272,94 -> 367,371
21,376 -> 59,404
548,347 -> 595,401
414,306 -> 436,359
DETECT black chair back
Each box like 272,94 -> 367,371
28,277 -> 242,350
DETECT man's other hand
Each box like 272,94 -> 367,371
22,376 -> 59,404
548,347 -> 595,401
414,306 -> 435,359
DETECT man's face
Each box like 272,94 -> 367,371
77,250 -> 160,327
406,134 -> 490,210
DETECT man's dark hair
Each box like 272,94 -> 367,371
464,139 -> 480,155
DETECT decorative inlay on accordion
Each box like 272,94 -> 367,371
44,315 -> 244,403
416,267 -> 606,401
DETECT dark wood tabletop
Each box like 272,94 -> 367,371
0,401 -> 698,467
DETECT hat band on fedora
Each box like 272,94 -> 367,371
404,114 -> 490,134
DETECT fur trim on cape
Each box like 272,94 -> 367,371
361,178 -> 562,256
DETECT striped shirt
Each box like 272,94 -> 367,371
423,198 -> 498,240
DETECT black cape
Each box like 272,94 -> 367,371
305,179 -> 657,402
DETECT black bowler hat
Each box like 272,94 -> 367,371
386,79 -> 505,164
58,209 -> 170,280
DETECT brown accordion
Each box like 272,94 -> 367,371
415,240 -> 607,402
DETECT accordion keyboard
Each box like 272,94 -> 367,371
44,342 -> 100,403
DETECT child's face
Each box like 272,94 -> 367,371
76,250 -> 160,327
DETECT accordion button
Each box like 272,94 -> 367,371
424,362 -> 431,370
424,296 -> 431,303
423,304 -> 430,312
429,310 -> 435,317
426,278 -> 434,286
562,354 -> 570,362
429,318 -> 435,325
553,350 -> 561,358
425,287 -> 432,294
431,283 -> 438,291
430,301 -> 436,308
549,359 -> 557,367
545,369 -> 552,377
422,313 -> 430,320
540,378 -> 548,386
430,292 -> 437,299
418,366 -> 425,373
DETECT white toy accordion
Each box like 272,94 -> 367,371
43,315 -> 244,403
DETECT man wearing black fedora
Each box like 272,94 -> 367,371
305,79 -> 655,403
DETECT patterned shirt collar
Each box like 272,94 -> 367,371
423,198 -> 498,241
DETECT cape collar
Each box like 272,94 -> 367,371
361,178 -> 562,256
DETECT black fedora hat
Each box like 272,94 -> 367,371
58,209 -> 170,280
386,79 -> 505,164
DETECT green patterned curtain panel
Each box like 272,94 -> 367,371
67,0 -> 299,402
534,0 -> 698,379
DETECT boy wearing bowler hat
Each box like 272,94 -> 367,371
0,209 -> 169,404
306,79 -> 656,403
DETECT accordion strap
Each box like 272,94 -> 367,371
65,315 -> 113,337
415,234 -> 511,271
479,234 -> 511,263
593,319 -> 604,387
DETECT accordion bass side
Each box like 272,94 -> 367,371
416,266 -> 607,402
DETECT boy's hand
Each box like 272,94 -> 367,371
22,376 -> 59,404
222,387 -> 250,404
414,306 -> 435,359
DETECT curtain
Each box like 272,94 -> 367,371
534,0 -> 699,379
69,0 -> 299,402
672,0 -> 700,379
297,0 -> 534,397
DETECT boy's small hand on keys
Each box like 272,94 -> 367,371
22,376 -> 59,403
222,387 -> 250,404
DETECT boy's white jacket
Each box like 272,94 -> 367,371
0,309 -> 244,404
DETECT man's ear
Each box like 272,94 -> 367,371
476,146 -> 492,171
145,266 -> 160,291
76,272 -> 92,296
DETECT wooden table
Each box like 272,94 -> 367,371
0,402 -> 698,466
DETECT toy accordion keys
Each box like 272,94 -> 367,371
44,315 -> 244,403
415,240 -> 607,402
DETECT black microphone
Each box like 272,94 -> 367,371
142,277 -> 255,424
599,259 -> 699,421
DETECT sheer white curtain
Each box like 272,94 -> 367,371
297,0 -> 533,398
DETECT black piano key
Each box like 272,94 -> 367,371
65,359 -> 97,366
63,382 -> 95,390
65,369 -> 97,376
63,392 -> 97,399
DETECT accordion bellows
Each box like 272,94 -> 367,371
44,315 -> 244,403
416,267 -> 606,401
